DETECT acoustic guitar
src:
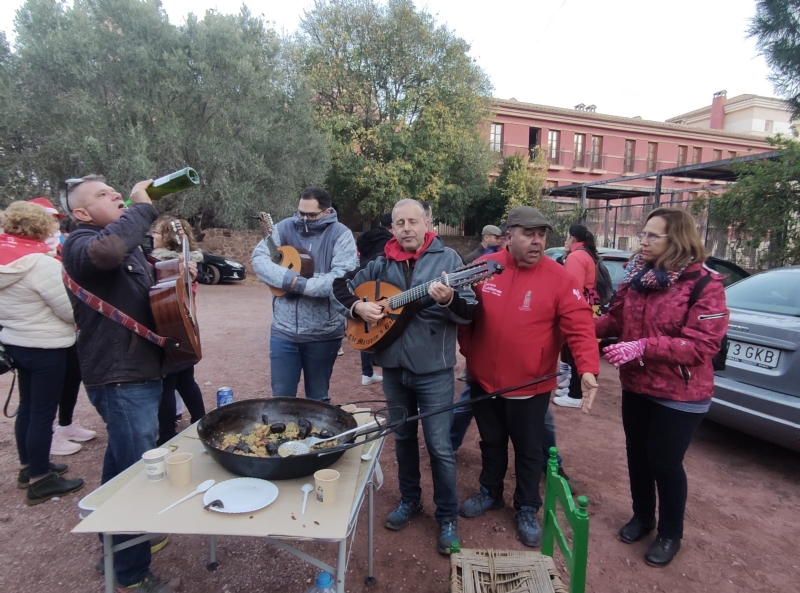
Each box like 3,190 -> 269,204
257,212 -> 315,297
149,220 -> 202,371
345,259 -> 504,352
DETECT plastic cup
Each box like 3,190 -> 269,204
142,448 -> 169,482
314,469 -> 340,505
166,453 -> 193,487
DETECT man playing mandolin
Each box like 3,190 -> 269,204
332,199 -> 476,556
252,187 -> 357,402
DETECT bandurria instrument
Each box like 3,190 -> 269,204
149,220 -> 202,371
345,259 -> 504,352
257,212 -> 315,297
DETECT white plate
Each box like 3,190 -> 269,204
202,478 -> 279,514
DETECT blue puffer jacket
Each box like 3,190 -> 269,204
252,209 -> 357,342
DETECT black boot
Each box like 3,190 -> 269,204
17,462 -> 68,489
644,535 -> 681,567
618,516 -> 656,544
26,472 -> 84,506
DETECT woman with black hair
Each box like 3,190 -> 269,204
554,224 -> 602,408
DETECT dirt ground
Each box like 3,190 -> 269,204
1,282 -> 799,593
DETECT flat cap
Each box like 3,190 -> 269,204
481,224 -> 502,237
506,206 -> 552,230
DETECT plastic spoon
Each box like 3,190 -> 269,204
361,442 -> 377,461
278,419 -> 382,456
157,479 -> 215,515
301,483 -> 314,515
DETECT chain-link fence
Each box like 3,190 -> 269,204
582,198 -> 766,272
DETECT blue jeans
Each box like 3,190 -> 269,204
6,345 -> 68,478
382,367 -> 458,522
270,336 -> 341,401
86,380 -> 161,586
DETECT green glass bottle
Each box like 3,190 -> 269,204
124,167 -> 200,207
146,167 -> 200,199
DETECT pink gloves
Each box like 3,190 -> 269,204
603,339 -> 646,367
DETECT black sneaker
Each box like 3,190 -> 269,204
17,462 -> 68,489
25,471 -> 84,506
459,486 -> 504,518
385,500 -> 424,530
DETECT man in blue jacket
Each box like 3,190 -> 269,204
252,187 -> 357,402
332,199 -> 476,555
62,175 -> 192,593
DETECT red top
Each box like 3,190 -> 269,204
458,249 -> 600,397
595,263 -> 728,401
0,233 -> 52,265
564,242 -> 596,291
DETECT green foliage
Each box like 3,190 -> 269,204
1,0 -> 329,228
749,0 -> 800,119
707,137 -> 800,267
295,0 -> 494,224
499,150 -> 548,215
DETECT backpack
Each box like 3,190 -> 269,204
580,248 -> 614,306
686,273 -> 728,371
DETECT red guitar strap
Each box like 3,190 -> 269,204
62,270 -> 180,350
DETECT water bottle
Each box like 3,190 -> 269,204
304,571 -> 336,593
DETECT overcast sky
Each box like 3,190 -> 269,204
0,0 -> 776,121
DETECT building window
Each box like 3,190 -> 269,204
547,130 -> 561,164
765,120 -> 774,133
489,123 -> 503,153
624,140 -> 635,173
647,142 -> 658,171
546,180 -> 559,188
729,150 -> 738,159
574,133 -> 586,167
692,147 -> 702,164
591,135 -> 603,169
677,145 -> 687,166
713,149 -> 722,161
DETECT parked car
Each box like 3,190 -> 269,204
708,267 -> 800,452
198,252 -> 247,285
545,247 -> 631,291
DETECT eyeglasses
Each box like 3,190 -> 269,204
637,231 -> 668,242
296,209 -> 324,220
63,178 -> 85,213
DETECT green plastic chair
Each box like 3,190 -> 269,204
541,446 -> 589,593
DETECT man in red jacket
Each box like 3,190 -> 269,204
457,206 -> 599,547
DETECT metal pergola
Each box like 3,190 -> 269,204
546,150 -> 784,209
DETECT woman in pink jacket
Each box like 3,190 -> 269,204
554,224 -> 601,408
595,208 -> 728,567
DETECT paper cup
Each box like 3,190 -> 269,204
314,469 -> 340,505
142,448 -> 169,482
166,453 -> 193,487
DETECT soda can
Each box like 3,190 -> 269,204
216,387 -> 234,408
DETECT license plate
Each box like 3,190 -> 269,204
726,340 -> 780,369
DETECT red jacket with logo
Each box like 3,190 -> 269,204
458,249 -> 599,397
594,263 -> 728,401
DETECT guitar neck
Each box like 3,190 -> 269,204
264,236 -> 282,263
388,275 -> 451,309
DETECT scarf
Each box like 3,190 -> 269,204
622,253 -> 689,292
384,231 -> 436,262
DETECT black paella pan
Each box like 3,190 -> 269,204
197,398 -> 363,480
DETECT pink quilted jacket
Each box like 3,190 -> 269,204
595,263 -> 729,401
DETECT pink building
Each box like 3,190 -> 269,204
489,97 -> 774,201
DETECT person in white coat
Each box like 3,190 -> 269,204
0,201 -> 85,505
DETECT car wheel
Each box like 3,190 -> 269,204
199,264 -> 221,285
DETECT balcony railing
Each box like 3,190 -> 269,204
546,148 -> 564,166
590,152 -> 605,170
573,152 -> 589,168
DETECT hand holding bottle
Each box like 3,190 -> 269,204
128,180 -> 154,207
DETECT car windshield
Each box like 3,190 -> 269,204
725,271 -> 800,317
